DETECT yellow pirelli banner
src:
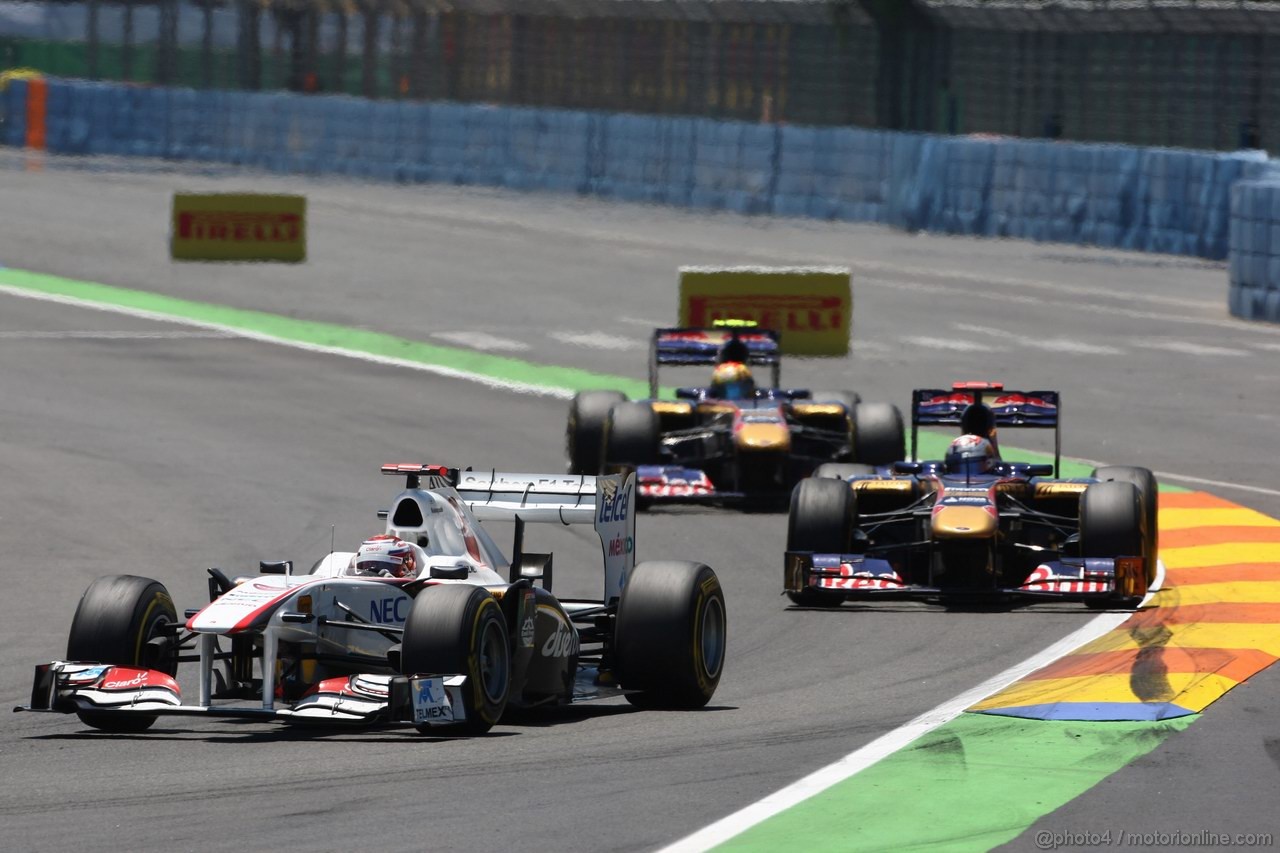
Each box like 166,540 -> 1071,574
171,193 -> 306,262
678,266 -> 852,356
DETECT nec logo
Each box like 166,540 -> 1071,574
370,597 -> 409,623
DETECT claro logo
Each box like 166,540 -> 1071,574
176,211 -> 302,243
687,295 -> 846,333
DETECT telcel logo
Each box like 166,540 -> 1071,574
599,488 -> 630,524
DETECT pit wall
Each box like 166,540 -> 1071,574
2,77 -> 1275,278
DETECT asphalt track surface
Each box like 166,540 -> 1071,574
0,152 -> 1277,852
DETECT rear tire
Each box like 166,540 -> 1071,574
567,391 -> 627,474
852,402 -> 906,466
66,575 -> 177,733
1091,466 -> 1158,586
603,402 -> 661,469
616,561 -> 726,709
1080,480 -> 1145,607
786,478 -> 856,607
401,585 -> 510,734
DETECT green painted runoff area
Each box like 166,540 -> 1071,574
719,713 -> 1195,852
0,267 -> 655,399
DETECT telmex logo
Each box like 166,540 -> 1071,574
176,211 -> 302,243
687,295 -> 846,333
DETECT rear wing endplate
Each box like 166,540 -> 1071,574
455,470 -> 637,603
649,326 -> 781,397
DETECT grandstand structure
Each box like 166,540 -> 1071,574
0,0 -> 1277,151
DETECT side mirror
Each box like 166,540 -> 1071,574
1026,464 -> 1055,477
259,560 -> 292,575
893,461 -> 923,474
427,558 -> 470,580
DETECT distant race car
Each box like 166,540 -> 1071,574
19,465 -> 726,734
784,382 -> 1158,608
566,326 -> 905,506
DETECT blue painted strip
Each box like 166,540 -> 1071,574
973,701 -> 1195,722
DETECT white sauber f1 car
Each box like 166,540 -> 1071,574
19,465 -> 726,734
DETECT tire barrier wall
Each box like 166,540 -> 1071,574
1,78 -> 1273,262
1228,179 -> 1280,322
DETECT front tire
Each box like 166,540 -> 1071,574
812,463 -> 877,480
786,478 -> 856,607
567,390 -> 627,474
401,585 -> 510,734
1091,466 -> 1158,586
603,402 -> 661,469
66,575 -> 177,732
615,561 -> 726,709
852,402 -> 906,466
1080,480 -> 1146,606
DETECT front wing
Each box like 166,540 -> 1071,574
784,552 -> 1146,604
19,662 -> 470,729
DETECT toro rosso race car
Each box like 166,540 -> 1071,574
19,465 -> 726,734
566,325 -> 905,506
784,382 -> 1158,608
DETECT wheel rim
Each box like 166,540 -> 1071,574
477,617 -> 509,705
698,595 -> 726,680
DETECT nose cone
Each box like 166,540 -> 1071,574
932,506 -> 997,539
737,423 -> 791,451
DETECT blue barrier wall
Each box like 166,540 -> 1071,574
3,78 -> 1275,265
1228,180 -> 1280,322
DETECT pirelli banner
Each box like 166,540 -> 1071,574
678,266 -> 852,356
171,193 -> 306,262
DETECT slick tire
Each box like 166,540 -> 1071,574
812,463 -> 877,480
567,391 -> 627,475
401,585 -> 510,735
1080,480 -> 1146,607
852,402 -> 906,466
786,478 -> 856,607
66,575 -> 178,733
810,390 -> 861,410
603,402 -> 661,469
615,561 -> 726,709
1091,466 -> 1159,586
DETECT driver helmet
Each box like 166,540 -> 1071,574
710,361 -> 755,400
944,434 -> 997,476
352,534 -> 417,578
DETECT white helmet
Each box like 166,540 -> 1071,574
945,434 -> 997,475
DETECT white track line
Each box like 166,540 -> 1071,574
0,284 -> 575,399
659,603 -> 1141,852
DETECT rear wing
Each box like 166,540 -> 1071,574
648,326 -> 781,397
910,382 -> 1061,476
382,465 -> 636,603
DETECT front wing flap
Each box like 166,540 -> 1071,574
18,662 -> 469,729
